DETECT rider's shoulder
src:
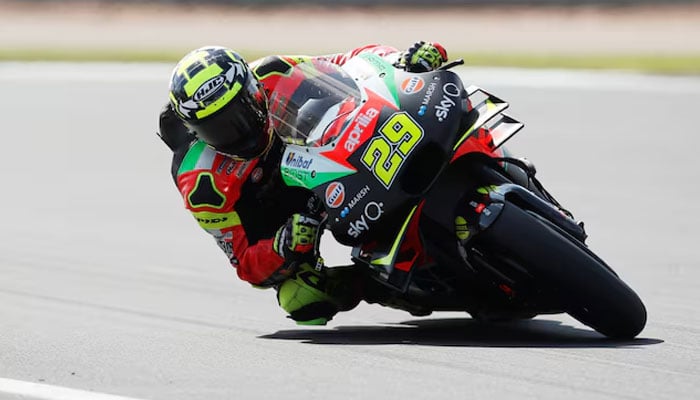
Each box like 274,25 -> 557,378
176,141 -> 250,183
250,55 -> 314,81
175,141 -> 254,209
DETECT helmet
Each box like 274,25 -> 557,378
169,46 -> 273,160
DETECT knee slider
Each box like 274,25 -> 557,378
277,267 -> 339,325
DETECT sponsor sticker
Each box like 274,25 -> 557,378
340,185 -> 370,218
347,201 -> 384,238
250,167 -> 263,183
194,75 -> 226,102
285,152 -> 313,169
325,182 -> 345,209
435,82 -> 461,122
400,76 -> 425,95
344,107 -> 379,152
417,82 -> 437,116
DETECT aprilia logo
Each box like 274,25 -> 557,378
344,107 -> 379,152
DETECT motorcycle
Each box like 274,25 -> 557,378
268,54 -> 647,339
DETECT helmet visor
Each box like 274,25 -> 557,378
187,73 -> 271,160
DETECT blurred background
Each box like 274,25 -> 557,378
1,0 -> 699,73
1,2 -> 700,399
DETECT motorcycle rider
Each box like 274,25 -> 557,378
158,42 -> 448,325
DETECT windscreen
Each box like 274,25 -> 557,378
269,60 -> 362,147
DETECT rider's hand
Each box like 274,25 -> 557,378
273,213 -> 320,260
403,41 -> 448,72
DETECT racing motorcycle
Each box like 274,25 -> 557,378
269,54 -> 647,339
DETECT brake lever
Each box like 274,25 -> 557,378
438,59 -> 465,70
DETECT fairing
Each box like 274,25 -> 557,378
269,61 -> 362,147
272,56 -> 524,289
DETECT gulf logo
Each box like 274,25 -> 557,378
400,76 -> 425,95
325,182 -> 345,209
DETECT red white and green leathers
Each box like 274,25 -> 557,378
161,45 -> 401,287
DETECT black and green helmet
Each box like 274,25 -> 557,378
169,46 -> 273,160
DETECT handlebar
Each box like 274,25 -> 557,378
438,59 -> 465,70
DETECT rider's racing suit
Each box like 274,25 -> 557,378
158,44 -> 402,287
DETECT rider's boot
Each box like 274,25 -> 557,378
276,263 -> 363,325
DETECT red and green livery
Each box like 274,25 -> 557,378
270,55 -> 647,339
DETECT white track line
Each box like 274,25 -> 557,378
0,378 -> 147,400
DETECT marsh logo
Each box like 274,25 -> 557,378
193,75 -> 226,102
340,185 -> 370,218
418,82 -> 438,116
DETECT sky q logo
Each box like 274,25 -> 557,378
435,82 -> 461,122
347,201 -> 384,238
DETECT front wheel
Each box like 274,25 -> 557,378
474,202 -> 647,339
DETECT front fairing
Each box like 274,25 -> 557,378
272,56 -> 467,250
272,56 -> 528,292
269,60 -> 362,147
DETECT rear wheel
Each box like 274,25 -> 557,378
474,202 -> 647,339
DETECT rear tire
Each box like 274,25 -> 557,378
476,202 -> 647,339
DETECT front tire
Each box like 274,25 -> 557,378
475,203 -> 647,339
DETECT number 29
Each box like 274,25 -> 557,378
361,112 -> 424,189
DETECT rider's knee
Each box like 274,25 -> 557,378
276,264 -> 362,325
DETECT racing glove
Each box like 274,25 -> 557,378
273,213 -> 320,261
402,41 -> 448,72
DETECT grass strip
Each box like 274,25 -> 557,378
1,48 -> 699,75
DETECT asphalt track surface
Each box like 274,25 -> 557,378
1,63 -> 699,400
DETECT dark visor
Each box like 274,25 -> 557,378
187,73 -> 270,159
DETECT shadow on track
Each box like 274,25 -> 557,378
260,318 -> 662,348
